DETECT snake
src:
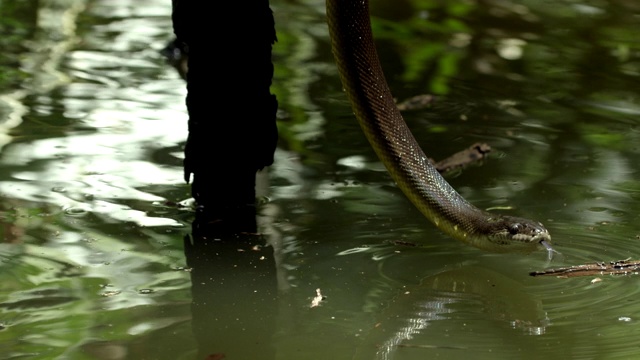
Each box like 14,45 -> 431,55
326,0 -> 551,253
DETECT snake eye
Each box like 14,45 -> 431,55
508,223 -> 521,235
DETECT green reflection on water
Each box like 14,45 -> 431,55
1,0 -> 640,359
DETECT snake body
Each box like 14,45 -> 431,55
326,0 -> 551,252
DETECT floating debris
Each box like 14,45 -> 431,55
310,288 -> 325,308
531,259 -> 640,278
101,290 -> 121,297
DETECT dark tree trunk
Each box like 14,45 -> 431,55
172,0 -> 278,225
173,3 -> 279,358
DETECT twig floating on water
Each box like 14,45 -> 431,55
530,259 -> 640,278
433,143 -> 492,174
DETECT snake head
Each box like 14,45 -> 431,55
486,215 -> 551,252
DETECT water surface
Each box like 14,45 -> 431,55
1,0 -> 640,359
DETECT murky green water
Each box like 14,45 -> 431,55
1,0 -> 640,359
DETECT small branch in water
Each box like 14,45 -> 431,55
530,258 -> 640,278
396,94 -> 436,111
432,143 -> 492,174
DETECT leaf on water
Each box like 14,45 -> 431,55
310,288 -> 325,308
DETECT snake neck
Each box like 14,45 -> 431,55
326,0 -> 550,252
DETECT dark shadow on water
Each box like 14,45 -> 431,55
185,207 -> 278,360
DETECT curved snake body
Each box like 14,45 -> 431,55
326,0 -> 551,253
